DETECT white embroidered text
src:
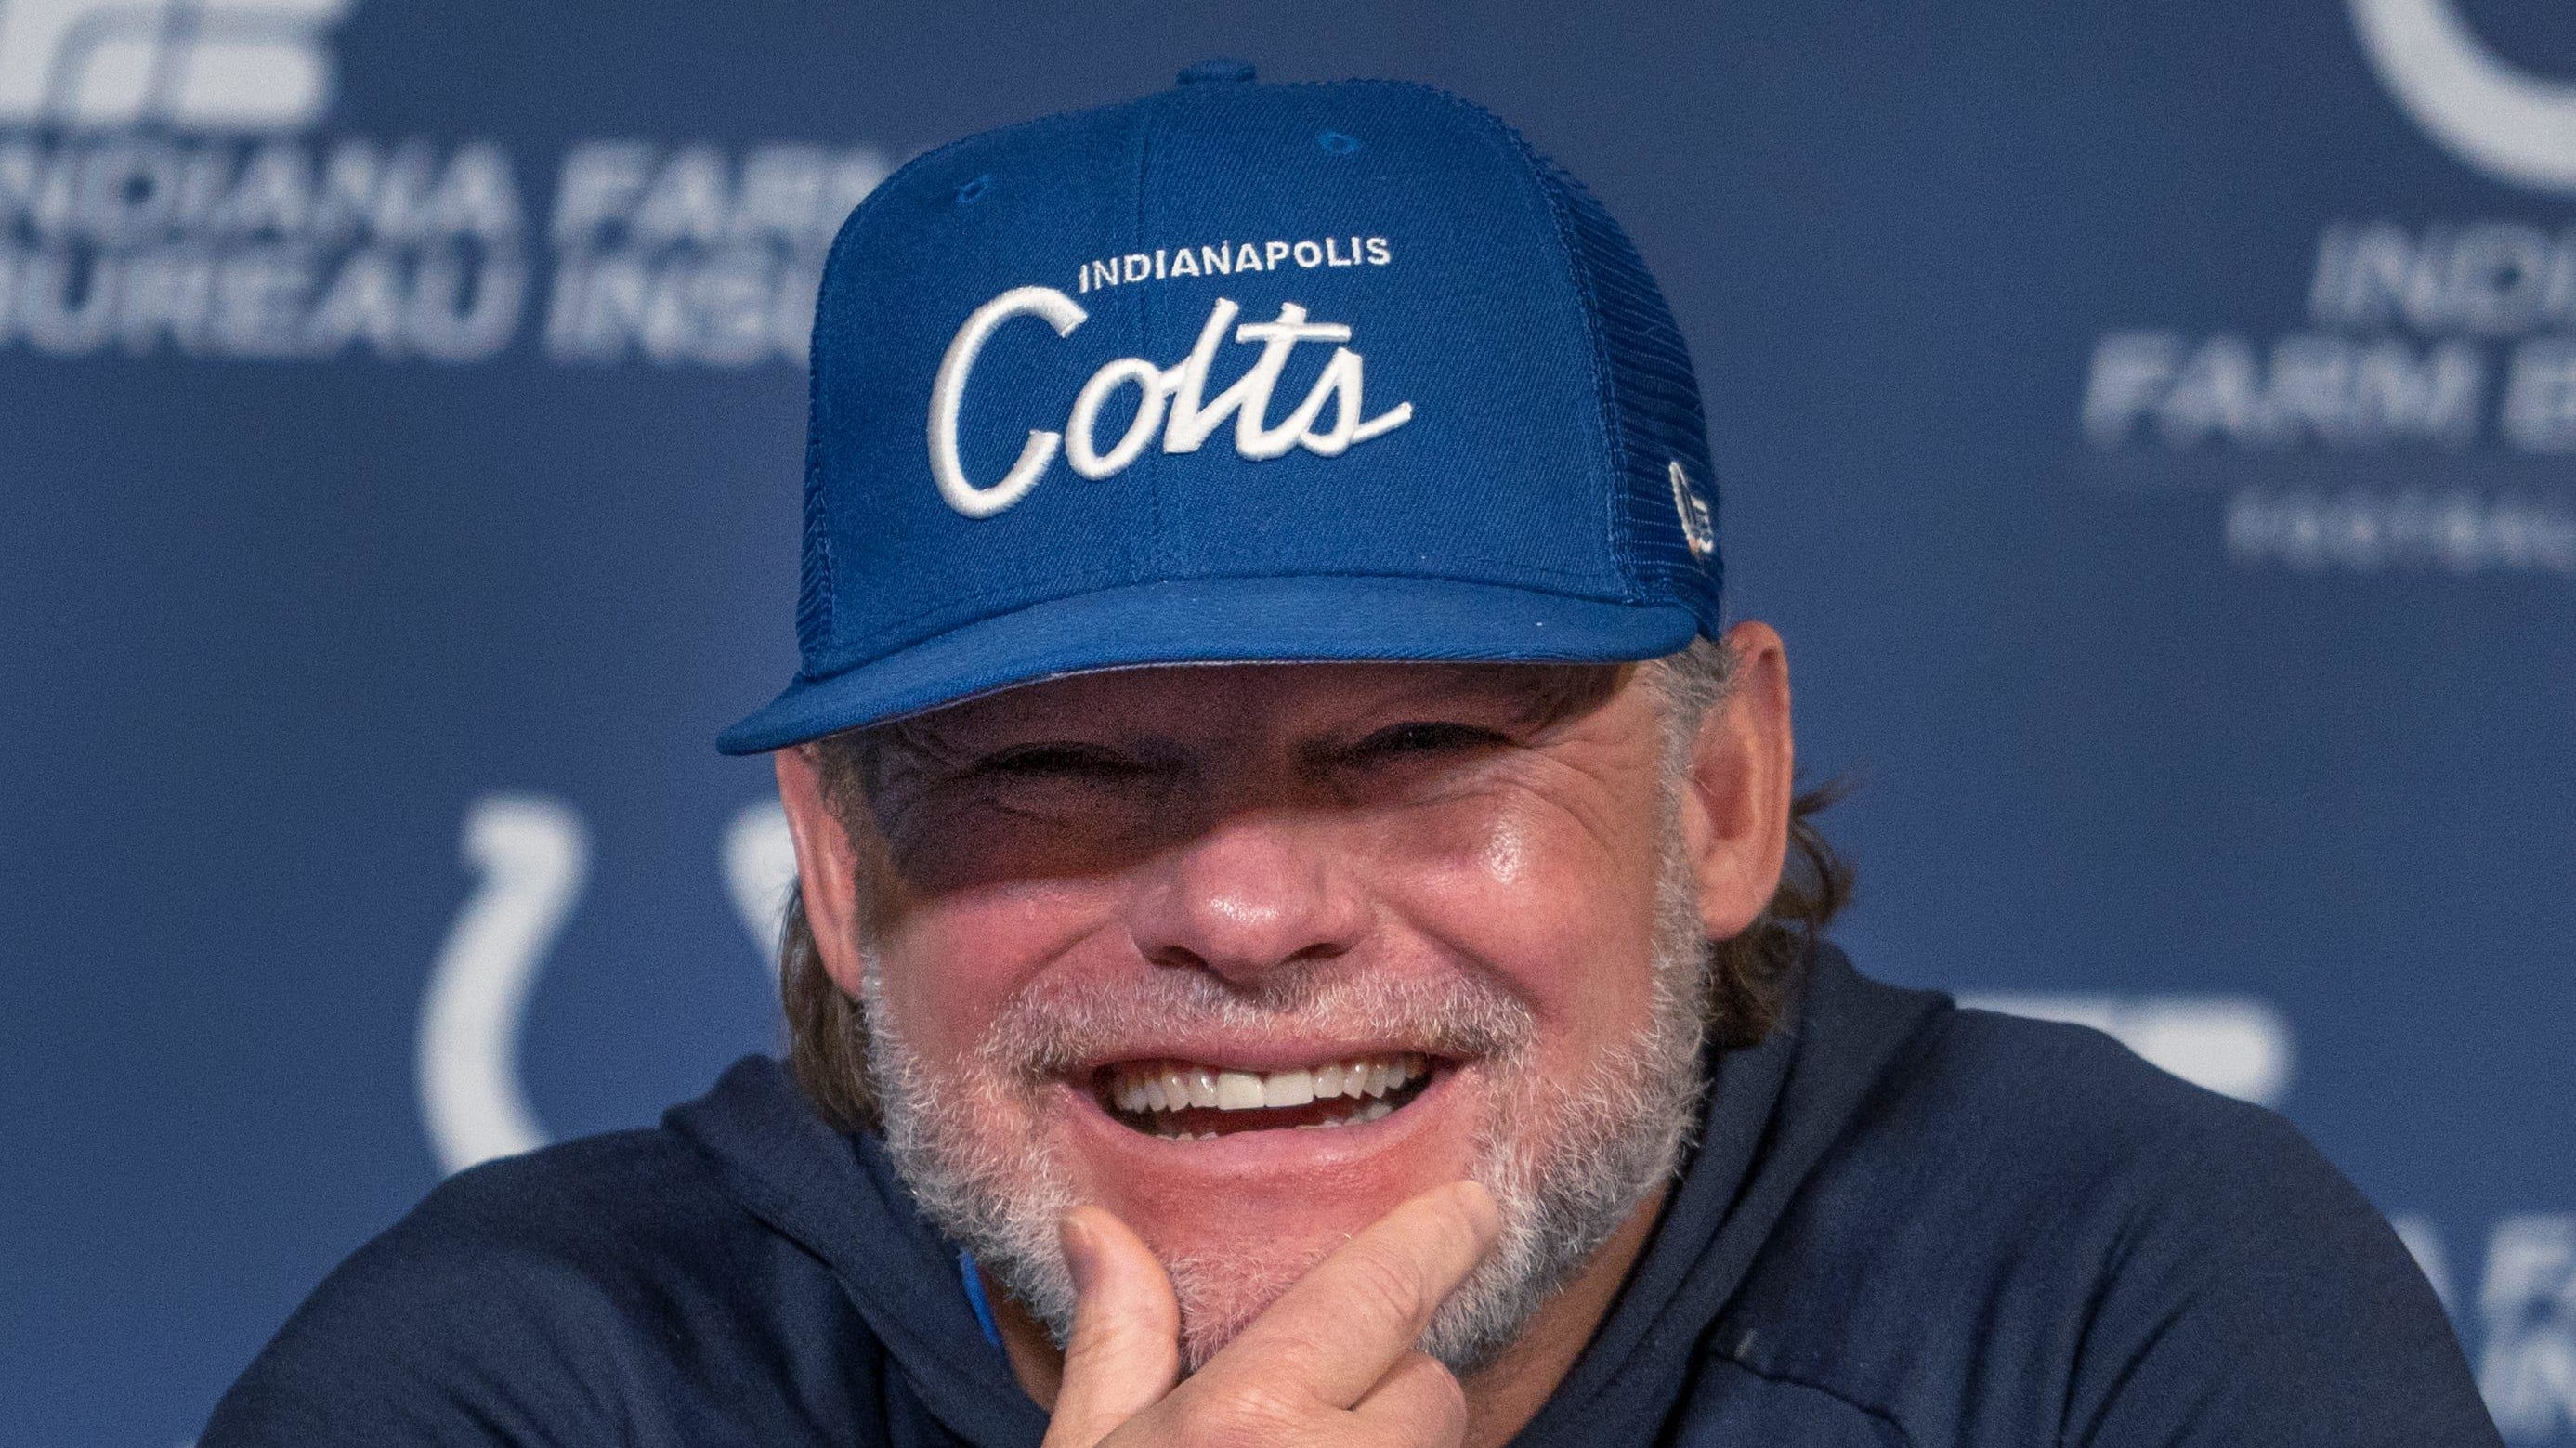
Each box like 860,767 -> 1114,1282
1076,237 -> 1391,294
928,286 -> 1414,518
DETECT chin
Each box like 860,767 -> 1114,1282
1041,1053 -> 1494,1361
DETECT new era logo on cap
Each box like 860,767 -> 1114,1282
719,64 -> 1722,754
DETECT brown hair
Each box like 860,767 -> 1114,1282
776,647 -> 1854,1131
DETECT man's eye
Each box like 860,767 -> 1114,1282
1354,722 -> 1506,759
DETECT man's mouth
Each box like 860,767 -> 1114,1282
1092,1054 -> 1441,1141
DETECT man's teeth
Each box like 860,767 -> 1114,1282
1108,1054 -> 1429,1121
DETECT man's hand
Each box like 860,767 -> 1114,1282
1041,1181 -> 1503,1448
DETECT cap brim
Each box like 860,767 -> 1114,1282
716,575 -> 1702,754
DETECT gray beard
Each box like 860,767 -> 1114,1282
856,804 -> 1714,1376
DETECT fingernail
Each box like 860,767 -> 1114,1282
1061,1212 -> 1098,1297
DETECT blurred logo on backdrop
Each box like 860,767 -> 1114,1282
417,795 -> 798,1178
0,0 -> 887,365
2396,1213 -> 2576,1441
0,0 -> 347,128
2349,0 -> 2576,196
2076,0 -> 2576,579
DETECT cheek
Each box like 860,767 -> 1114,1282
870,880 -> 1113,1061
1388,799 -> 1667,1050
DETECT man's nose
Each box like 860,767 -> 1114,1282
1124,809 -> 1366,985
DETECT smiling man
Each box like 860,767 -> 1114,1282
779,648 -> 1784,1445
207,66 -> 2500,1448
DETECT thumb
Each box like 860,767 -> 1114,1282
1041,1206 -> 1182,1448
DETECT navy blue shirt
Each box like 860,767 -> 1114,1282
203,946 -> 2502,1445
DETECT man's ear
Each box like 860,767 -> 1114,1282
775,745 -> 871,998
1680,621 -> 1795,941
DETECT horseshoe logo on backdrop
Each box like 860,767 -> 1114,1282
2349,0 -> 2576,193
415,795 -> 796,1175
722,799 -> 799,963
416,797 -> 587,1175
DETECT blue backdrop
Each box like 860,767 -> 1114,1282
3,2 -> 2568,1442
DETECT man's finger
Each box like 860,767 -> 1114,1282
1349,1351 -> 1470,1448
1040,1207 -> 1182,1448
1194,1180 -> 1500,1412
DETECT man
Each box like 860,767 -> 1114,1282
207,65 -> 2500,1447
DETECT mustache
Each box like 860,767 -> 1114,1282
974,963 -> 1539,1079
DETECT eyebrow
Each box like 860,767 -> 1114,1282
1414,662 -> 1628,731
833,662 -> 1631,783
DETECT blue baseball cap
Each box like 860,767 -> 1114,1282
719,61 -> 1723,754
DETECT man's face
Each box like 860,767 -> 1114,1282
821,660 -> 1716,1368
